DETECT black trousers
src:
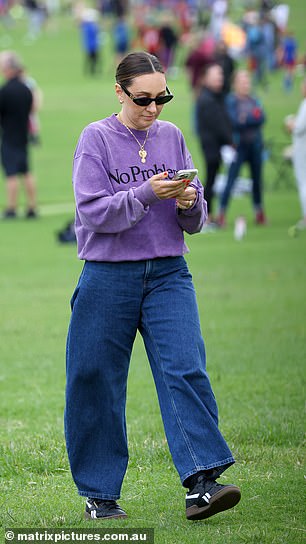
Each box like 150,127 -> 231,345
204,157 -> 221,215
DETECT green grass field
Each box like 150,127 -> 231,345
0,2 -> 305,543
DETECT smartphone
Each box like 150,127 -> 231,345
172,169 -> 198,185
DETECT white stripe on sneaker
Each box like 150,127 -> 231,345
91,510 -> 97,519
186,493 -> 200,499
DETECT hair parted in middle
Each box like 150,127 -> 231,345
115,51 -> 165,88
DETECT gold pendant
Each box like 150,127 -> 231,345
139,149 -> 147,163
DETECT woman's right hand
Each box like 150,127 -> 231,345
149,172 -> 186,200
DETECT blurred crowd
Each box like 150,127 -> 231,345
0,0 -> 305,229
0,1 -> 304,83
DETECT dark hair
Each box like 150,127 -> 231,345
200,62 -> 222,79
115,51 -> 165,87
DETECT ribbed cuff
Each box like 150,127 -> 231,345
132,180 -> 160,206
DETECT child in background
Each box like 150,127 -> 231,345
79,8 -> 101,75
282,30 -> 297,92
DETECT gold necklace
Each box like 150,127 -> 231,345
118,114 -> 150,163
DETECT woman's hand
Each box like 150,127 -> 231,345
149,172 -> 186,200
176,186 -> 197,210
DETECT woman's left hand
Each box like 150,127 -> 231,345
176,186 -> 197,210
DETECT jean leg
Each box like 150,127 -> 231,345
139,257 -> 234,484
65,261 -> 141,499
220,149 -> 245,211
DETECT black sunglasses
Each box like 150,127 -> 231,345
120,83 -> 174,107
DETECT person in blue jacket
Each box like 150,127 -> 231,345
217,69 -> 267,226
80,9 -> 101,75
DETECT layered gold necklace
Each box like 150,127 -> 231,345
117,114 -> 150,163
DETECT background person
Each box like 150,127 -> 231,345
217,69 -> 266,227
79,8 -> 101,76
196,63 -> 233,224
185,31 -> 216,133
24,0 -> 48,40
214,39 -> 235,96
65,51 -> 241,522
261,13 -> 278,72
113,14 -> 130,65
281,30 -> 298,92
0,50 -> 38,218
159,14 -> 178,72
285,78 -> 306,229
185,31 -> 216,99
210,0 -> 228,40
245,17 -> 268,89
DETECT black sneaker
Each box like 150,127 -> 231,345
85,498 -> 127,520
3,209 -> 17,219
186,475 -> 241,520
25,208 -> 38,219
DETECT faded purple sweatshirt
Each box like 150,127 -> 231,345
73,114 -> 207,261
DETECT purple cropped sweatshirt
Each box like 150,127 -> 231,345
73,114 -> 207,261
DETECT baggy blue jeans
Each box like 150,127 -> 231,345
65,257 -> 235,500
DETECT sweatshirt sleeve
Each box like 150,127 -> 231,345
73,127 -> 160,234
175,133 -> 207,234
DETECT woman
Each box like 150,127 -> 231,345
217,70 -> 266,226
196,63 -> 233,223
65,51 -> 241,521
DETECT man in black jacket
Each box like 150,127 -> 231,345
0,51 -> 37,218
197,63 -> 233,223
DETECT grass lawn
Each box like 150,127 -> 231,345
0,2 -> 305,543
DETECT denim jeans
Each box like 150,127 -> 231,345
65,257 -> 235,500
220,140 -> 263,212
